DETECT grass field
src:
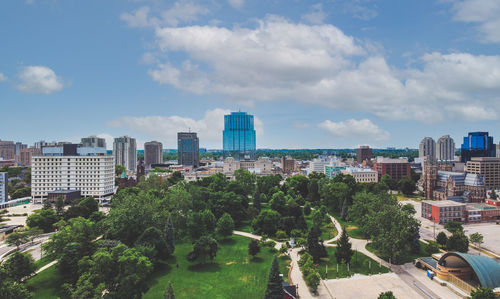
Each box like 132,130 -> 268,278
27,235 -> 291,299
316,247 -> 390,279
26,265 -> 64,299
365,241 -> 438,265
330,212 -> 367,240
143,235 -> 290,299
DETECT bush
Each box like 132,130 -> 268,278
276,230 -> 287,240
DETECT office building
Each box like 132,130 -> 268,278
373,157 -> 411,182
342,167 -> 378,183
496,143 -> 500,158
0,140 -> 15,160
178,132 -> 199,167
461,132 -> 496,163
281,156 -> 296,174
81,136 -> 107,148
419,137 -> 436,159
466,157 -> 500,189
357,146 -> 372,164
0,172 -> 7,203
113,136 -> 137,172
325,165 -> 346,179
436,135 -> 455,161
223,112 -> 256,161
19,147 -> 42,167
144,141 -> 163,168
31,143 -> 115,202
14,142 -> 27,162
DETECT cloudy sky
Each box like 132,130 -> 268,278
1,0 -> 499,149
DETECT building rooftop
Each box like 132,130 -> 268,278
469,157 -> 500,162
441,252 -> 500,289
422,200 -> 466,207
375,157 -> 409,163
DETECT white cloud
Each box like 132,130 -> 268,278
146,17 -> 500,122
0,72 -> 7,82
108,108 -> 264,148
293,121 -> 310,129
16,66 -> 64,94
121,1 -> 209,28
318,119 -> 390,141
450,0 -> 500,43
301,3 -> 326,25
341,0 -> 378,21
228,0 -> 244,9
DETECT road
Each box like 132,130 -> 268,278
0,233 -> 54,261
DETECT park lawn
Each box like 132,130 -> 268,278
365,241 -> 439,265
26,265 -> 64,299
34,256 -> 53,270
396,194 -> 423,202
330,212 -> 368,240
316,247 -> 389,279
236,219 -> 252,233
143,235 -> 290,299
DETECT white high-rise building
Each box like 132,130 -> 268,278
31,145 -> 115,202
419,137 -> 436,158
0,172 -> 7,203
436,135 -> 455,161
113,136 -> 137,172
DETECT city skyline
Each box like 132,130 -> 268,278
1,1 -> 500,149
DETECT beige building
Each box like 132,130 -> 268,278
341,167 -> 378,183
223,157 -> 273,174
466,157 -> 500,189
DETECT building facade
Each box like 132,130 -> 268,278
325,165 -> 346,179
436,135 -> 455,161
223,112 -> 256,161
422,200 -> 466,224
113,136 -> 137,172
357,146 -> 372,164
373,157 -> 411,182
461,132 -> 496,163
342,167 -> 378,183
281,156 -> 295,174
19,147 -> 42,167
31,144 -> 115,202
81,136 -> 107,148
223,157 -> 272,175
419,137 -> 436,159
178,132 -> 199,167
144,141 -> 163,168
0,140 -> 15,160
0,172 -> 7,203
466,157 -> 500,189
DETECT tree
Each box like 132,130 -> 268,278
26,227 -> 43,244
77,197 -> 99,219
469,232 -> 484,252
248,239 -> 261,258
270,191 -> 286,214
470,287 -> 495,299
252,210 -> 281,236
398,176 -> 416,195
216,213 -> 234,238
303,202 -> 311,216
136,226 -> 171,261
165,217 -> 175,254
115,164 -> 126,176
234,169 -> 256,197
436,232 -> 448,247
6,231 -> 29,249
490,190 -> 498,200
265,256 -> 283,299
335,227 -> 354,265
425,241 -> 440,256
378,291 -> 397,299
307,179 -> 320,204
444,221 -> 464,234
55,196 -> 65,217
380,174 -> 395,190
164,282 -> 175,299
187,236 -> 218,264
43,199 -> 53,210
26,209 -> 58,233
304,271 -> 320,292
254,186 -> 262,212
307,226 -> 327,263
446,232 -> 469,253
2,251 -> 36,281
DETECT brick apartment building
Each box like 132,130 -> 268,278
373,157 -> 411,182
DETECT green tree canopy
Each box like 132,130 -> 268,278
264,256 -> 283,299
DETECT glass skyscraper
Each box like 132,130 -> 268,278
223,112 -> 256,160
460,132 -> 496,162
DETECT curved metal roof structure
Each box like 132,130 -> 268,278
440,252 -> 500,289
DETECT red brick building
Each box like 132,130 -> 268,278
422,200 -> 466,224
373,157 -> 411,182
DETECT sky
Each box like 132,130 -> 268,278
1,0 -> 499,150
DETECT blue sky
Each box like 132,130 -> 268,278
1,0 -> 499,149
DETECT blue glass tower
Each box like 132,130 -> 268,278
460,132 -> 496,162
223,112 -> 256,160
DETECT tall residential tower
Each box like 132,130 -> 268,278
113,136 -> 137,172
419,137 -> 436,159
223,112 -> 256,161
436,135 -> 455,161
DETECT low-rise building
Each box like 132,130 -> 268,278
422,200 -> 466,224
223,157 -> 273,175
373,157 -> 411,182
325,165 -> 346,179
342,167 -> 378,183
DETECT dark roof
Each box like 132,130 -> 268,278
282,282 -> 297,299
440,252 -> 500,289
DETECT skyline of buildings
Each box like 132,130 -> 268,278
113,136 -> 137,172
